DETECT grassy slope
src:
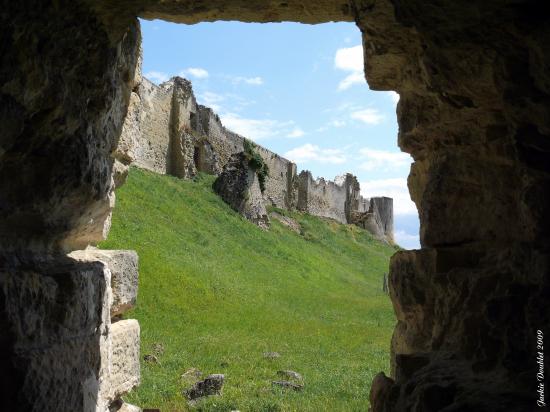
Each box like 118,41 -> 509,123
100,167 -> 397,412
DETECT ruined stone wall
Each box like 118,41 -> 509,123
197,106 -> 244,168
255,145 -> 298,210
132,78 -> 172,173
120,76 -> 200,177
352,197 -> 394,242
122,77 -> 302,211
120,75 -> 393,240
296,171 -> 348,224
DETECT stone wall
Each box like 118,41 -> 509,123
296,171 -> 348,224
255,145 -> 298,210
120,76 -> 393,241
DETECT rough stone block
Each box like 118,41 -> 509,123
71,248 -> 139,316
110,319 -> 141,399
0,255 -> 111,412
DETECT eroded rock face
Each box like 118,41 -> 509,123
352,197 -> 394,243
213,152 -> 270,229
0,1 -> 140,253
353,1 -> 550,410
0,255 -> 111,411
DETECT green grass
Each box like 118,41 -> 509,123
100,167 -> 397,412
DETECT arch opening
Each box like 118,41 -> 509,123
1,1 -> 548,411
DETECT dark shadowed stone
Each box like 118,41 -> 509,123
213,152 -> 270,229
184,374 -> 225,400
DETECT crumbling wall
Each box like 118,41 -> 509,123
351,197 -> 394,243
213,152 -> 270,230
296,171 -> 348,224
255,145 -> 298,210
197,106 -> 244,168
121,78 -> 303,212
131,77 -> 173,174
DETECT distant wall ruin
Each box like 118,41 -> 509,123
119,75 -> 394,242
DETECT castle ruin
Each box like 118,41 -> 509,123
118,75 -> 394,242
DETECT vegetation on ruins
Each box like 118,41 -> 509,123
243,138 -> 270,193
101,167 -> 397,411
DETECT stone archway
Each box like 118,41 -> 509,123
1,1 -> 548,411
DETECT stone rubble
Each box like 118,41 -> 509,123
184,373 -> 225,400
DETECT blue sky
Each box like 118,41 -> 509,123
140,19 -> 420,249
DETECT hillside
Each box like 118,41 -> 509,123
100,167 -> 397,411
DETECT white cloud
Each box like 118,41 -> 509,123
329,120 -> 346,127
334,45 -> 365,90
145,71 -> 169,84
361,178 -> 417,216
287,128 -> 305,138
228,76 -> 264,85
394,230 -> 420,250
198,91 -> 224,111
351,108 -> 385,125
358,147 -> 412,171
335,45 -> 363,72
181,67 -> 209,79
387,91 -> 400,104
220,113 -> 292,141
285,144 -> 347,165
338,72 -> 365,91
316,119 -> 346,133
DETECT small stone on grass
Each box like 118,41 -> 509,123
184,373 -> 225,400
143,354 -> 159,364
277,370 -> 302,381
272,380 -> 304,391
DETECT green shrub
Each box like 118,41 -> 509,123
243,139 -> 269,193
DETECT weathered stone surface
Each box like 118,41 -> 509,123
185,373 -> 225,400
71,248 -> 139,317
0,254 -> 111,411
297,171 -> 348,224
109,319 -> 140,400
119,403 -> 141,412
110,401 -> 142,412
213,152 -> 270,229
0,2 -> 140,253
113,159 -> 130,189
115,43 -> 144,187
354,0 -> 550,409
352,197 -> 394,243
295,171 -> 395,241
